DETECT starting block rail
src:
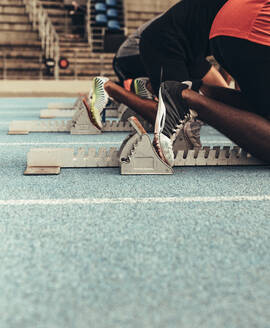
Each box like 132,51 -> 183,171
41,97 -> 119,119
46,97 -> 81,110
47,102 -> 74,110
24,117 -> 265,176
40,108 -> 119,119
9,99 -> 152,135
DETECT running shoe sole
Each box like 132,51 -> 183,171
82,97 -> 102,131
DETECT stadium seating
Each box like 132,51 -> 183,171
90,0 -> 124,52
95,14 -> 108,25
0,0 -> 43,79
107,20 -> 121,30
106,0 -> 117,8
107,8 -> 118,18
0,0 -> 179,79
95,3 -> 107,12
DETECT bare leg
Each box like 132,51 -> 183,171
182,88 -> 270,163
104,80 -> 157,125
218,67 -> 233,86
200,84 -> 252,111
202,65 -> 228,88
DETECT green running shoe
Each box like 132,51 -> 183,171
89,76 -> 109,129
133,77 -> 154,100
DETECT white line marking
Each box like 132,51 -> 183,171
0,141 -> 233,146
0,111 -> 42,114
0,142 -> 121,146
0,195 -> 269,206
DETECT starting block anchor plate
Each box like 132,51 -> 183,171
24,166 -> 61,175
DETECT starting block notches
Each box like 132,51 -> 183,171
8,99 -> 152,135
40,108 -> 119,119
40,98 -> 119,119
40,96 -> 84,118
46,102 -> 75,110
24,117 -> 265,176
46,96 -> 84,110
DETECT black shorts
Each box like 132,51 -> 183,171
139,25 -> 211,96
210,36 -> 270,117
113,55 -> 148,85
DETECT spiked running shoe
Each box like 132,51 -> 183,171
82,97 -> 103,131
133,77 -> 154,100
88,76 -> 109,129
153,81 -> 198,166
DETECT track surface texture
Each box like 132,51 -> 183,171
0,98 -> 269,328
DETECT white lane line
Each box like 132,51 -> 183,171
0,141 -> 233,146
0,195 -> 269,206
0,111 -> 43,114
0,142 -> 121,146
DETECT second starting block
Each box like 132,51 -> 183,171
40,97 -> 119,119
9,98 -> 152,135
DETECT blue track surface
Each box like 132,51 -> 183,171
0,98 -> 269,328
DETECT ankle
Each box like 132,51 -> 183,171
104,80 -> 112,91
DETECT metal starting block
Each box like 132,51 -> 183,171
24,117 -> 265,176
9,99 -> 152,135
40,97 -> 119,119
47,101 -> 76,110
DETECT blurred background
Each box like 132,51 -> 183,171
0,0 -> 178,81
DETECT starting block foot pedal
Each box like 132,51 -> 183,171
119,117 -> 173,175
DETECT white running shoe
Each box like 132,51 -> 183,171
88,76 -> 109,129
153,81 -> 201,166
133,77 -> 154,100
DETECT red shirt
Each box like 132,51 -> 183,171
210,0 -> 270,46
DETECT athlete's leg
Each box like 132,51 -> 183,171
181,37 -> 270,163
202,65 -> 228,88
182,88 -> 270,162
200,84 -> 252,111
104,80 -> 157,124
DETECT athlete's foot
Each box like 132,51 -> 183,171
153,81 -> 200,166
88,76 -> 110,129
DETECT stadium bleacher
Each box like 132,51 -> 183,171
0,0 -> 178,80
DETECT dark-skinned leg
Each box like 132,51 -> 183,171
200,83 -> 252,111
103,66 -> 229,126
104,80 -> 157,125
182,88 -> 270,163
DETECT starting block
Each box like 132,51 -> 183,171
47,101 -> 76,110
9,98 -> 152,135
24,116 -> 265,175
40,96 -> 119,119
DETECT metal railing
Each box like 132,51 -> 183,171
23,0 -> 60,79
86,0 -> 92,48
